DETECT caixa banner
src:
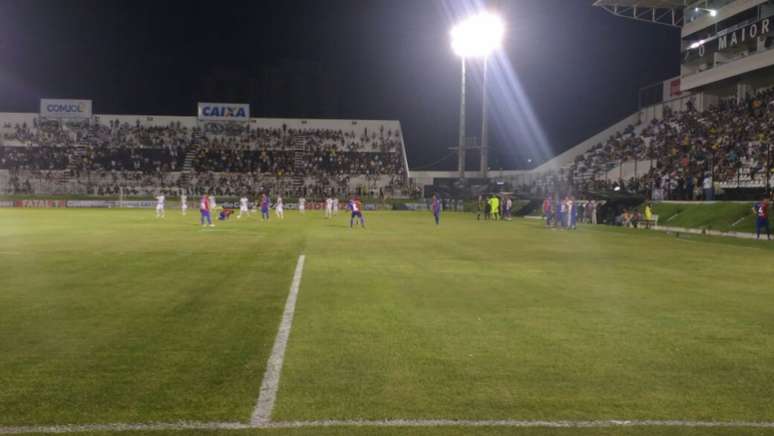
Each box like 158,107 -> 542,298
40,99 -> 93,119
197,102 -> 250,121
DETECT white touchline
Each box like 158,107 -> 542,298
265,419 -> 774,429
5,419 -> 774,434
250,254 -> 306,426
0,421 -> 250,435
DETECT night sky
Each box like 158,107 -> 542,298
0,0 -> 680,170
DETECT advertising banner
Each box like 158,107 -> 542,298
121,200 -> 157,209
662,77 -> 682,101
393,202 -> 429,211
683,17 -> 772,63
66,200 -> 113,208
40,99 -> 93,119
14,199 -> 67,208
197,102 -> 250,121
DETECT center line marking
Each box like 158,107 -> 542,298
250,254 -> 306,426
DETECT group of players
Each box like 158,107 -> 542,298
541,195 -> 585,230
152,192 -> 514,229
475,194 -> 514,221
153,193 -> 366,228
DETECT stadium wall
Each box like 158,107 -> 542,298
681,0 -> 774,92
683,47 -> 774,90
604,160 -> 654,181
682,0 -> 769,38
410,171 -> 484,187
2,112 -> 406,134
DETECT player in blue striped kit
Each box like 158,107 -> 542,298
260,193 -> 270,222
348,196 -> 366,228
431,193 -> 441,225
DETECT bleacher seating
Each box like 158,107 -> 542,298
0,114 -> 409,197
522,89 -> 774,198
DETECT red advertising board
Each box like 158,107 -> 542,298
14,199 -> 67,208
670,78 -> 682,97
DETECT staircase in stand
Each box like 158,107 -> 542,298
179,140 -> 200,187
63,147 -> 89,184
290,135 -> 311,193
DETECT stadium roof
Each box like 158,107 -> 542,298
593,0 -> 688,27
593,1 -> 688,8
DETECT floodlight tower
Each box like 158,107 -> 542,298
451,12 -> 505,179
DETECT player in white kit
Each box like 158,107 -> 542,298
155,194 -> 165,218
324,197 -> 333,218
332,197 -> 339,215
238,196 -> 249,219
275,196 -> 285,219
209,195 -> 216,214
298,197 -> 306,214
180,194 -> 188,216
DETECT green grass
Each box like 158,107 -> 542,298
275,214 -> 774,422
1,209 -> 774,435
0,210 -> 303,425
650,202 -> 765,233
68,427 -> 774,436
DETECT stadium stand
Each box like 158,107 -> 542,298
521,88 -> 774,200
0,114 -> 410,197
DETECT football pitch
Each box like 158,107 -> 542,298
1,208 -> 774,436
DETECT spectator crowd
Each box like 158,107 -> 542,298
523,90 -> 774,200
0,117 -> 408,197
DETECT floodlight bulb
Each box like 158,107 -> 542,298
451,12 -> 505,58
709,9 -> 717,17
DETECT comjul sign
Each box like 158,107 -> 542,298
197,102 -> 250,121
40,99 -> 92,119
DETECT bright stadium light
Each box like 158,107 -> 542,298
695,7 -> 718,17
451,12 -> 505,58
450,11 -> 505,180
689,39 -> 706,49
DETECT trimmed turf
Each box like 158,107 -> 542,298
70,427 -> 774,436
273,213 -> 774,422
1,208 -> 774,434
0,209 -> 303,425
650,202 -> 766,233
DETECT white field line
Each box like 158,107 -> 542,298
266,419 -> 774,429
250,254 -> 306,426
731,216 -> 746,227
4,419 -> 774,434
0,421 -> 250,435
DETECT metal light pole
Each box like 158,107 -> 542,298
458,58 -> 467,180
480,56 -> 489,178
451,11 -> 504,182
